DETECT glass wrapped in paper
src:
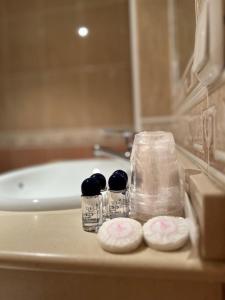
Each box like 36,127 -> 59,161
130,131 -> 183,222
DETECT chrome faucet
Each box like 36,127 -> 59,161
93,129 -> 135,161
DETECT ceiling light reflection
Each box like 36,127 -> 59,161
77,26 -> 89,38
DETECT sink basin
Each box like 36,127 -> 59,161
0,158 -> 130,212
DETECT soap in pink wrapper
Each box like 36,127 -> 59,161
130,131 -> 183,222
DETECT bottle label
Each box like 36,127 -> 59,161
82,196 -> 102,231
109,192 -> 125,219
83,203 -> 100,223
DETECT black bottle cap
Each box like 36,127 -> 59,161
108,173 -> 127,191
113,170 -> 128,184
91,173 -> 106,190
81,177 -> 101,196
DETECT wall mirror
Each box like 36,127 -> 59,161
171,0 -> 196,85
170,0 -> 224,108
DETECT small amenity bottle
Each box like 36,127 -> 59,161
108,172 -> 129,219
113,170 -> 129,217
81,177 -> 102,232
91,173 -> 108,222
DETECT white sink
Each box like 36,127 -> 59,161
0,158 -> 130,212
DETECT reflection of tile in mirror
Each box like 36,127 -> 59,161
0,0 -> 132,133
137,0 -> 171,117
174,0 -> 196,77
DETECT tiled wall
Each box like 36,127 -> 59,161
173,0 -> 195,78
0,0 -> 132,131
210,86 -> 225,174
172,84 -> 225,179
143,81 -> 225,189
142,0 -> 225,186
136,0 -> 171,117
144,81 -> 225,185
0,0 -> 175,171
170,0 -> 225,185
0,0 -> 133,171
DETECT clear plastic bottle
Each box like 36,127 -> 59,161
108,172 -> 129,219
91,173 -> 108,223
81,178 -> 102,232
108,189 -> 128,218
113,170 -> 129,217
82,194 -> 102,232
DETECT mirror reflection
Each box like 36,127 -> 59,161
173,0 -> 196,80
0,0 -> 197,173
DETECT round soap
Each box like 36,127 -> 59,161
143,216 -> 189,251
97,218 -> 143,253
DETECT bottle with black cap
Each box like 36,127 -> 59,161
113,170 -> 129,217
108,172 -> 129,219
113,170 -> 128,184
91,173 -> 108,222
81,177 -> 102,232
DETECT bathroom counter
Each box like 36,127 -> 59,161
0,209 -> 224,283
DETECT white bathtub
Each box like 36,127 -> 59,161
0,158 -> 130,212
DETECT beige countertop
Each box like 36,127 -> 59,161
0,209 -> 224,282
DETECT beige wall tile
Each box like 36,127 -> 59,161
42,69 -> 87,128
0,146 -> 94,172
137,0 -> 171,117
210,86 -> 225,153
0,0 -> 132,134
0,20 -> 8,76
81,65 -> 132,127
42,0 -> 78,10
4,14 -> 45,74
0,23 -> 5,76
3,0 -> 41,15
0,64 -> 132,131
174,0 -> 195,77
208,85 -> 225,174
0,1 -> 6,18
0,74 -> 45,130
44,1 -> 130,69
173,98 -> 208,162
42,0 -> 127,11
171,82 -> 225,179
42,65 -> 132,129
170,0 -> 225,182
